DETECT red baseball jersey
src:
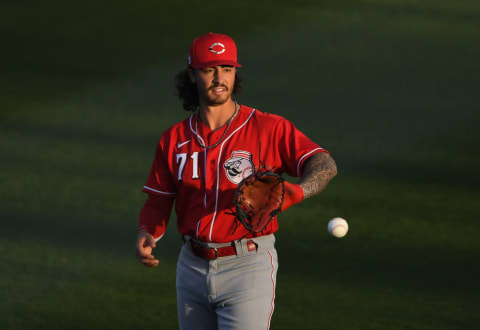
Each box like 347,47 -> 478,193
143,105 -> 328,243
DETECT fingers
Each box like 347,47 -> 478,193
136,246 -> 154,260
137,248 -> 160,267
135,231 -> 159,267
139,256 -> 160,267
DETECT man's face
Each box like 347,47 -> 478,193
190,66 -> 236,106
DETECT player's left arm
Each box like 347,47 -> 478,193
280,152 -> 337,212
298,152 -> 337,198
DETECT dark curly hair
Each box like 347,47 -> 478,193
174,69 -> 243,112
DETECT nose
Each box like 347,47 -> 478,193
212,67 -> 224,84
213,70 -> 221,83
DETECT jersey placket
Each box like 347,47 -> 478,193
195,123 -> 230,242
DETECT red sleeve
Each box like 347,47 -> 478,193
276,118 -> 329,177
138,194 -> 174,240
143,136 -> 177,197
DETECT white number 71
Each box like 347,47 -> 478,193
176,152 -> 199,180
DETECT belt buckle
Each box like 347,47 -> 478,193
204,246 -> 218,260
189,239 -> 221,260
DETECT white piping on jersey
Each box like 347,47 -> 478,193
296,148 -> 325,176
143,186 -> 176,196
203,148 -> 207,208
189,114 -> 208,238
154,233 -> 165,243
188,114 -> 207,147
196,221 -> 201,240
208,109 -> 256,242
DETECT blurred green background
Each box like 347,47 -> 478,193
1,0 -> 479,329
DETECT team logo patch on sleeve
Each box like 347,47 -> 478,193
224,151 -> 254,184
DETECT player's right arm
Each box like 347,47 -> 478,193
135,194 -> 174,267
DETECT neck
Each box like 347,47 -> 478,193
198,100 -> 237,131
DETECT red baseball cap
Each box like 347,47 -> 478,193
188,32 -> 242,69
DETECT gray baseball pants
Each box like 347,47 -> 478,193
176,234 -> 278,330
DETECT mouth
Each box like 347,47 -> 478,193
210,85 -> 228,95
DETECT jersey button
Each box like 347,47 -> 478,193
210,160 -> 215,164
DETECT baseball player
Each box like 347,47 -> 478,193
135,32 -> 337,330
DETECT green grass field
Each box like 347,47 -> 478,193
1,1 -> 479,329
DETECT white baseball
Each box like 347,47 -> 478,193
328,217 -> 349,238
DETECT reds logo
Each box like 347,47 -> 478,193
209,42 -> 226,54
224,151 -> 254,184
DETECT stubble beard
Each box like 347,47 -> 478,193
202,84 -> 233,106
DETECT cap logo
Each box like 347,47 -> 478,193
209,42 -> 226,55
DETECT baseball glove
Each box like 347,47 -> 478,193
233,170 -> 285,233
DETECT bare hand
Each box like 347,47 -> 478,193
135,230 -> 159,267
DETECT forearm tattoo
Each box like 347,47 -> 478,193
298,152 -> 337,199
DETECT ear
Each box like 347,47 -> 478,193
187,68 -> 196,84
